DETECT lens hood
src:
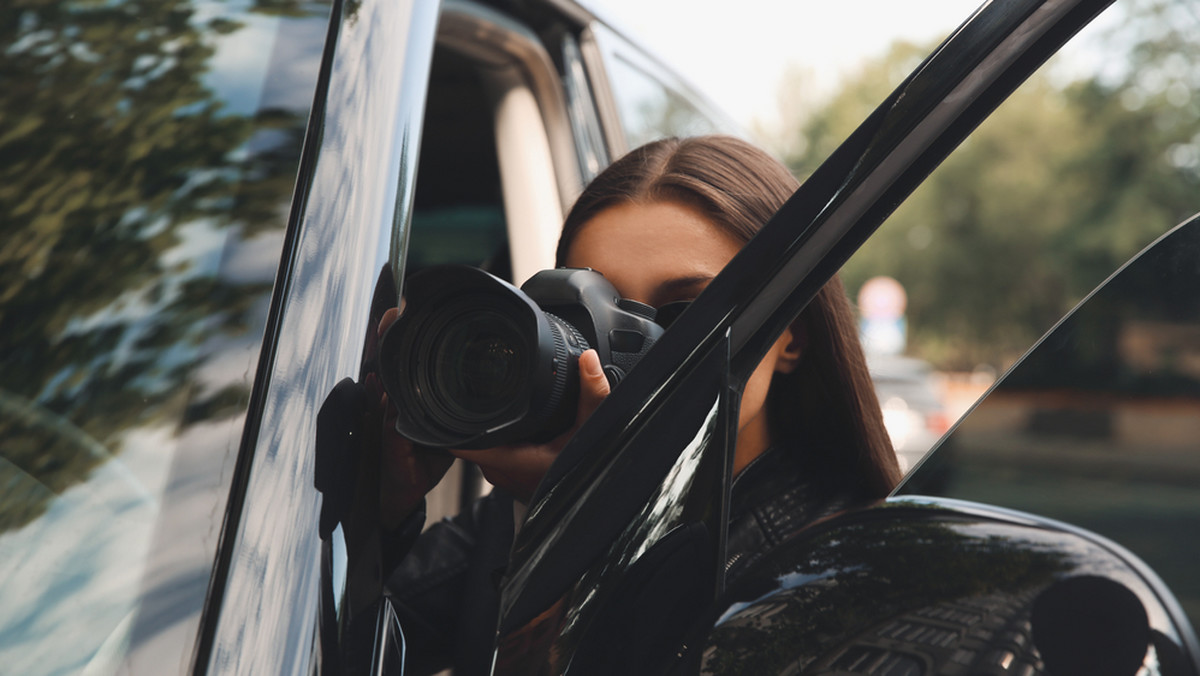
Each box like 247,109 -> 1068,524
379,265 -> 576,449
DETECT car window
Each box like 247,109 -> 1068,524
0,1 -> 330,673
899,215 -> 1200,630
586,24 -> 733,153
812,0 -> 1200,470
856,0 -> 1200,632
410,47 -> 511,277
603,53 -> 721,148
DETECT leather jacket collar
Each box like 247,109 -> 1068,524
724,445 -> 860,581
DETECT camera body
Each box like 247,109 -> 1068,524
379,265 -> 665,449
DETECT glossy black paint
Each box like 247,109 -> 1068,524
495,332 -> 739,673
191,5 -> 343,671
198,0 -> 439,672
496,0 -> 1116,667
697,497 -> 1199,676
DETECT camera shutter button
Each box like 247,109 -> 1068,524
602,364 -> 627,385
616,298 -> 656,320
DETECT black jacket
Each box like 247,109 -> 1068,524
384,445 -> 863,675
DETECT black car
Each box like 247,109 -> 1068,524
1,0 -> 1197,674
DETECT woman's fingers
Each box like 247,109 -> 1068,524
378,306 -> 401,338
377,391 -> 453,529
447,350 -> 612,503
576,349 -> 611,421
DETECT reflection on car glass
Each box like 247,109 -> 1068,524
0,2 -> 330,673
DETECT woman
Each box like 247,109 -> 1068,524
555,134 -> 897,497
378,135 -> 899,674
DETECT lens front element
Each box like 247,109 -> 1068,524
430,310 -> 528,425
379,265 -> 594,449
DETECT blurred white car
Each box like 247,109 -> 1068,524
869,355 -> 951,473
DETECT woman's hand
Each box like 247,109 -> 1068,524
372,308 -> 455,531
372,306 -> 612,521
447,348 -> 611,504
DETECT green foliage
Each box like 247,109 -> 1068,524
774,0 -> 1200,370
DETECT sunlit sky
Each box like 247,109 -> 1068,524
591,0 -> 988,131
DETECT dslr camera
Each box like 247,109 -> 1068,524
378,265 -> 666,449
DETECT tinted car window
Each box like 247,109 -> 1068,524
0,1 -> 330,672
589,25 -> 730,151
604,53 -> 721,148
409,48 -> 509,277
900,217 -> 1200,629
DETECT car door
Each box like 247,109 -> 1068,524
695,216 -> 1200,676
485,0 -> 1199,672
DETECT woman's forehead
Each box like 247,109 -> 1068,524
563,200 -> 741,301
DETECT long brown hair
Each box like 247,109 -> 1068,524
556,136 -> 900,498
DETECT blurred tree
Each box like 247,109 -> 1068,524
781,41 -> 929,180
774,0 -> 1200,371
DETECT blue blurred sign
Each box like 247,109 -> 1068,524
859,276 -> 907,355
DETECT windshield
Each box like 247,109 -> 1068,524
0,1 -> 330,673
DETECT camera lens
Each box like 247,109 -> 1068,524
380,265 -> 659,449
427,310 -> 528,424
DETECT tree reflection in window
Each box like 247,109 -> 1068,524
0,0 -> 330,672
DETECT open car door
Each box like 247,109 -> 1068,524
485,0 -> 1200,673
695,206 -> 1200,676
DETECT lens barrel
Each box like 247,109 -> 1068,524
379,266 -> 587,449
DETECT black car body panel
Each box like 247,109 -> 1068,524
699,497 -> 1198,675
